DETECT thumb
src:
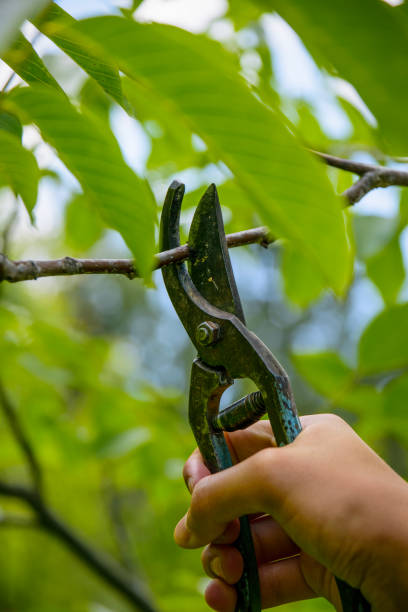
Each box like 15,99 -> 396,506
174,445 -> 291,548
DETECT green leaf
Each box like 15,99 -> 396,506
0,112 -> 22,139
120,0 -> 145,19
1,32 -> 63,92
293,101 -> 329,151
358,303 -> 408,374
0,130 -> 39,216
265,0 -> 408,154
32,4 -> 127,109
383,375 -> 408,419
64,192 -> 104,252
292,351 -> 352,398
380,375 -> 408,443
69,17 -> 351,294
182,179 -> 261,237
79,77 -> 111,121
7,86 -> 156,276
366,234 -> 405,305
96,427 -> 151,459
353,214 -> 398,261
337,97 -> 377,150
281,243 -> 325,307
123,77 -> 203,174
226,0 -> 265,30
0,0 -> 50,54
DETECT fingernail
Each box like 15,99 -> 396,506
174,516 -> 195,547
209,556 -> 223,579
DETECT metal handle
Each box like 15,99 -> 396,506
189,360 -> 370,611
189,360 -> 262,611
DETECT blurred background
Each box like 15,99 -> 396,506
0,1 -> 407,610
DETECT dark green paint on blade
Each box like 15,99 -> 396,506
188,184 -> 245,324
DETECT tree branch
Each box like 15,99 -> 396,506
0,226 -> 274,283
314,150 -> 408,204
2,151 -> 408,284
0,482 -> 157,612
0,383 -> 42,494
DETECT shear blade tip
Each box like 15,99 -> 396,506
168,179 -> 185,193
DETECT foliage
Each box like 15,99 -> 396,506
0,1 -> 407,611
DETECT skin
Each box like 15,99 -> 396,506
174,414 -> 408,611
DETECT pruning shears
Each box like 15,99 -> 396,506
160,181 -> 370,612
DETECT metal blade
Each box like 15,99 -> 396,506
188,184 -> 245,324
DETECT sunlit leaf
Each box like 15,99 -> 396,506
0,130 -> 39,216
281,243 -> 324,307
79,77 -> 111,121
96,427 -> 151,459
69,16 -> 351,293
32,4 -> 127,109
263,0 -> 408,154
6,86 -> 156,276
293,101 -> 329,151
358,303 -> 408,374
366,234 -> 404,304
226,0 -> 265,30
1,32 -> 63,92
0,112 -> 22,139
182,179 -> 259,234
123,78 -> 204,174
336,97 -> 377,149
292,351 -> 352,398
64,192 -> 104,252
353,214 -> 398,260
383,375 -> 408,419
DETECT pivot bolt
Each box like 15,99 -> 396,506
196,321 -> 220,346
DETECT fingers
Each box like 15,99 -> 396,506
183,448 -> 210,493
224,420 -> 277,463
202,515 -> 299,583
204,556 -> 315,611
183,420 -> 276,493
182,415 -> 324,493
174,449 -> 270,547
176,414 -> 352,549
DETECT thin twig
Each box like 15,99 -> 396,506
0,226 -> 274,284
313,150 -> 408,204
102,475 -> 137,573
0,481 -> 157,612
0,383 -> 42,494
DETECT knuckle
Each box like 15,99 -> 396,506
190,475 -> 212,521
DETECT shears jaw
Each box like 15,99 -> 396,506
159,180 -> 185,252
189,183 -> 245,324
160,181 -> 222,351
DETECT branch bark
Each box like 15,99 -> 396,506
2,152 -> 408,284
0,383 -> 42,494
0,226 -> 274,283
314,150 -> 408,204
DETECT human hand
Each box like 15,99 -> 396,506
174,414 -> 408,611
